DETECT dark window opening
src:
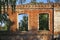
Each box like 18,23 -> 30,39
18,14 -> 28,31
39,14 -> 49,30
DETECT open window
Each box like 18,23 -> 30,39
18,14 -> 28,31
39,13 -> 49,30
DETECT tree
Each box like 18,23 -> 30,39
0,0 -> 26,31
19,15 -> 28,31
54,0 -> 60,3
47,0 -> 50,3
39,14 -> 49,30
31,0 -> 36,2
0,0 -> 26,13
0,13 -> 14,31
18,0 -> 26,4
31,0 -> 37,4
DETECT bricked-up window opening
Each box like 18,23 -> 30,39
18,14 -> 28,31
39,14 -> 49,30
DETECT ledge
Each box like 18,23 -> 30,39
15,3 -> 60,9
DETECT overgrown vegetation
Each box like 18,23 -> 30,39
39,14 -> 49,30
19,15 -> 28,31
0,13 -> 14,31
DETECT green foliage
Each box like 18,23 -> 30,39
0,24 -> 7,31
10,0 -> 16,12
19,0 -> 26,4
47,0 -> 50,3
54,0 -> 60,3
31,1 -> 37,4
19,15 -> 28,31
39,14 -> 49,30
0,13 -> 14,31
31,0 -> 37,4
0,0 -> 26,13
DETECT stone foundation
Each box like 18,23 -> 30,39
0,31 -> 52,40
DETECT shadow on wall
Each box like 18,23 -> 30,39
7,19 -> 15,31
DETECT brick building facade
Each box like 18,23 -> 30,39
1,3 -> 60,40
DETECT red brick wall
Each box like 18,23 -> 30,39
7,9 -> 17,31
7,8 -> 53,34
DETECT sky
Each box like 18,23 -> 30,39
17,0 -> 54,5
18,14 -> 28,22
